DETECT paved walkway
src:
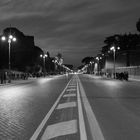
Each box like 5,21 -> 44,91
0,75 -> 65,87
86,74 -> 140,82
0,77 -> 38,86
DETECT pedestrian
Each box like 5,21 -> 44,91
4,72 -> 6,84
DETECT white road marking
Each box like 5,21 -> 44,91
41,120 -> 77,140
66,89 -> 76,91
77,81 -> 87,140
77,76 -> 105,140
68,85 -> 76,88
69,84 -> 76,86
30,78 -> 72,140
56,102 -> 76,109
63,93 -> 76,97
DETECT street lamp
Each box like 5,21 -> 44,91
1,35 -> 16,82
40,54 -> 47,75
90,61 -> 94,74
110,46 -> 120,78
96,56 -> 102,75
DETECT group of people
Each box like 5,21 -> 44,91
0,71 -> 29,84
115,72 -> 129,81
105,71 -> 129,81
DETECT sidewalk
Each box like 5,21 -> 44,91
0,75 -> 63,86
86,74 -> 140,82
0,77 -> 37,86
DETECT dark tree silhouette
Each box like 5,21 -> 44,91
136,18 -> 140,32
81,57 -> 93,64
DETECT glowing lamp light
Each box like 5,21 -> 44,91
117,47 -> 120,50
96,57 -> 99,60
110,46 -> 115,51
9,35 -> 13,39
1,36 -> 6,41
12,37 -> 16,42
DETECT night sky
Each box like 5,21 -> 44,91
0,0 -> 140,67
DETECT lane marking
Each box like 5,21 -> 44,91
77,81 -> 87,140
30,78 -> 73,140
66,89 -> 76,91
69,84 -> 76,85
41,120 -> 77,140
68,85 -> 76,88
56,102 -> 76,110
77,76 -> 105,140
63,93 -> 76,97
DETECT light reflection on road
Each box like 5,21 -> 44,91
0,76 -> 69,139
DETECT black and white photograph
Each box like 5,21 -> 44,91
0,0 -> 140,139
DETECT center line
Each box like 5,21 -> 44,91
63,93 -> 76,97
56,102 -> 76,110
41,120 -> 77,140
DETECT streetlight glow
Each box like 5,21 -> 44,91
109,45 -> 120,79
110,46 -> 115,51
13,37 -> 16,42
1,36 -> 6,41
96,57 -> 99,60
40,53 -> 48,75
9,35 -> 13,39
1,34 -> 17,83
117,46 -> 120,50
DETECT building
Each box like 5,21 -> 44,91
0,27 -> 43,72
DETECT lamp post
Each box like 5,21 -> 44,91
1,35 -> 16,83
110,46 -> 120,79
40,54 -> 47,75
90,61 -> 94,74
96,56 -> 102,75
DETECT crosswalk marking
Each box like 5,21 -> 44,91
56,102 -> 76,109
41,120 -> 77,140
63,93 -> 76,97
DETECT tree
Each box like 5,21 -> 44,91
136,18 -> 140,32
56,53 -> 63,65
81,57 -> 93,64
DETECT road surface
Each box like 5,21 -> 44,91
0,74 -> 140,140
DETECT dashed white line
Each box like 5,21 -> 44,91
30,78 -> 72,140
66,89 -> 76,91
41,120 -> 77,140
68,85 -> 76,88
56,102 -> 76,110
63,93 -> 76,97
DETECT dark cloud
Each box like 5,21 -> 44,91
0,0 -> 140,67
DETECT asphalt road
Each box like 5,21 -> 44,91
0,74 -> 140,140
0,75 -> 71,140
79,74 -> 140,140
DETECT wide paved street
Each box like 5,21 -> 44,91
79,74 -> 140,140
0,75 -> 71,140
0,74 -> 140,140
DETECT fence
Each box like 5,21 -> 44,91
105,66 -> 140,79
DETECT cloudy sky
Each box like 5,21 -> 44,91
0,0 -> 140,67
